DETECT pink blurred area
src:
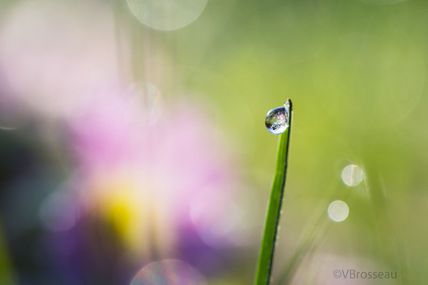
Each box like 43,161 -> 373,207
0,0 -> 129,118
0,0 -> 249,267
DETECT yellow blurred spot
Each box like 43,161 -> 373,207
89,171 -> 173,259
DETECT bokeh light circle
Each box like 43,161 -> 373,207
126,0 -> 208,31
341,164 -> 365,187
327,200 -> 349,222
130,259 -> 206,285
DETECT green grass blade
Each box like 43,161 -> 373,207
254,99 -> 293,285
0,223 -> 14,285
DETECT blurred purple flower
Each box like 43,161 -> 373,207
0,1 -> 251,283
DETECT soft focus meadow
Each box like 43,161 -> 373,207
0,0 -> 428,284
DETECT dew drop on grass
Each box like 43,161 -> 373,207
265,101 -> 290,135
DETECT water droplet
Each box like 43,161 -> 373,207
265,101 -> 290,135
341,164 -> 365,187
130,259 -> 206,285
327,200 -> 349,222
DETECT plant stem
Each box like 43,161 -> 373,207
254,99 -> 293,285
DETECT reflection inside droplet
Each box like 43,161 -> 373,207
130,259 -> 206,285
327,200 -> 349,222
341,164 -> 365,187
126,0 -> 208,31
265,101 -> 290,135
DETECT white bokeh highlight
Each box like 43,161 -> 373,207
341,164 -> 365,187
327,200 -> 349,223
126,0 -> 208,31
